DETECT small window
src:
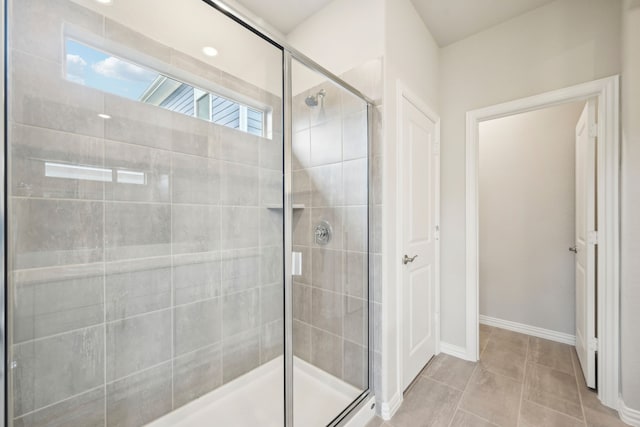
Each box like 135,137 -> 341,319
196,91 -> 211,121
65,38 -> 268,137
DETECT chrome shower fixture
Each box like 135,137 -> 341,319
305,89 -> 326,107
314,220 -> 333,245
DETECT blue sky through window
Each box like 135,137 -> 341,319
64,38 -> 266,137
65,39 -> 159,100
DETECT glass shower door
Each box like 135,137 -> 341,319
290,58 -> 370,426
6,1 -> 284,426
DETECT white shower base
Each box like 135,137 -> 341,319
148,357 -> 369,427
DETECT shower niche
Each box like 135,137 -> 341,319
4,0 -> 371,426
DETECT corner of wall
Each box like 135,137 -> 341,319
379,391 -> 402,421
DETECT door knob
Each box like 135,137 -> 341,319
569,246 -> 578,253
403,254 -> 418,265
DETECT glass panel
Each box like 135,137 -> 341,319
64,38 -> 269,136
291,59 -> 369,426
7,1 -> 284,426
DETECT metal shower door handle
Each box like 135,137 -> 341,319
403,254 -> 418,265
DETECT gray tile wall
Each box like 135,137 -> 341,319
340,58 -> 384,411
291,58 -> 382,393
8,1 -> 283,426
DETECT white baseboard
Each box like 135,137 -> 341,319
619,397 -> 640,427
479,315 -> 576,346
440,342 -> 472,360
380,391 -> 402,420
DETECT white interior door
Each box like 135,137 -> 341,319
574,99 -> 597,389
401,94 -> 439,390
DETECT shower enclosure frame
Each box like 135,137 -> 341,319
0,0 -> 375,425
1,0 -> 7,424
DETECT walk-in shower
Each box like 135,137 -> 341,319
3,0 -> 372,426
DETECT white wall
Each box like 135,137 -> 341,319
479,102 -> 584,335
381,0 -> 440,412
439,0 -> 622,348
620,0 -> 640,415
286,0 -> 384,79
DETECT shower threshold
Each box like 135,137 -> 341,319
147,356 -> 360,427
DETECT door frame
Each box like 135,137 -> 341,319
465,76 -> 620,409
396,81 -> 441,390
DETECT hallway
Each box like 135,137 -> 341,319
368,325 -> 629,427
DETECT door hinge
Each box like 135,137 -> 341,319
435,225 -> 440,240
588,230 -> 598,245
589,124 -> 598,138
589,337 -> 599,352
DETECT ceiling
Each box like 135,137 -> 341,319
411,0 -> 556,46
234,0 -> 333,34
232,0 -> 556,45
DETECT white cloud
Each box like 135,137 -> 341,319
67,74 -> 85,85
66,54 -> 87,84
91,56 -> 156,82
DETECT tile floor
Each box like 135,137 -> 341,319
367,325 -> 630,427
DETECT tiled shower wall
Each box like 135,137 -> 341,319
291,58 -> 382,392
8,1 -> 283,426
340,59 -> 384,404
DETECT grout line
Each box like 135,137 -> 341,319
446,363 -> 479,427
570,347 -> 589,425
458,408 -> 500,426
13,122 -> 278,168
526,359 -> 576,377
14,385 -> 106,422
258,143 -> 263,367
524,399 -> 587,424
422,375 -> 466,393
170,153 -> 175,411
516,335 -> 530,426
478,324 -> 494,358
11,194 -> 305,210
102,90 -> 108,427
106,360 -> 173,387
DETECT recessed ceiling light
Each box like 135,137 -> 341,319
98,113 -> 111,119
95,0 -> 113,4
202,46 -> 219,57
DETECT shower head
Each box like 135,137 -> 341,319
305,89 -> 326,107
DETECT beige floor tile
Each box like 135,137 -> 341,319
489,328 -> 529,357
423,354 -> 477,391
528,337 -> 574,376
479,340 -> 526,381
524,362 -> 583,420
519,400 -> 585,427
449,409 -> 498,426
583,407 -> 632,427
392,331 -> 631,427
390,377 -> 461,427
459,366 -> 522,427
479,324 -> 494,334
